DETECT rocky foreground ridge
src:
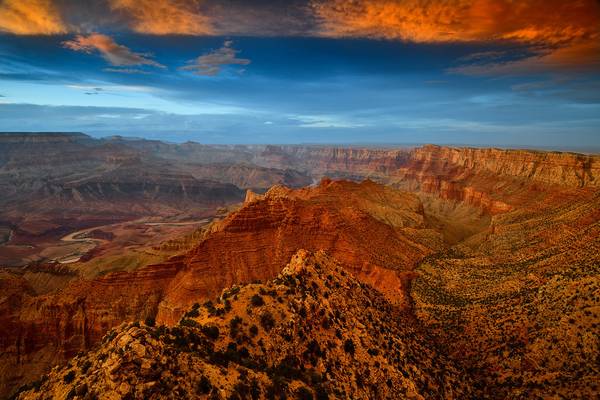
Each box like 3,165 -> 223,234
14,251 -> 471,400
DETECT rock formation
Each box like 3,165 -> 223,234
1,179 -> 440,397
1,136 -> 599,399
15,251 -> 472,400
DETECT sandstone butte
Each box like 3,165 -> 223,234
1,144 -> 599,399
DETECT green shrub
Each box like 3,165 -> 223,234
180,318 -> 200,328
251,294 -> 265,307
230,316 -> 243,338
63,370 -> 76,384
186,308 -> 200,318
260,312 -> 276,332
315,386 -> 329,400
296,386 -> 313,400
196,375 -> 212,394
202,325 -> 220,340
344,339 -> 355,355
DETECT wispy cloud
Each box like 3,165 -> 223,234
450,41 -> 600,76
181,40 -> 250,76
63,33 -> 165,69
292,114 -> 366,129
0,0 -> 66,35
67,84 -> 156,94
103,67 -> 150,74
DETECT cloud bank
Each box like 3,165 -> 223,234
311,0 -> 600,73
1,0 -> 598,74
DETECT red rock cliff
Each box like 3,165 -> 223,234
0,180 -> 440,397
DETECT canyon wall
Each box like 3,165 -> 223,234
0,261 -> 182,396
257,145 -> 410,177
410,145 -> 599,187
1,142 -> 599,398
254,144 -> 599,214
1,180 -> 441,396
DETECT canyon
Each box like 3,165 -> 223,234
0,133 -> 599,399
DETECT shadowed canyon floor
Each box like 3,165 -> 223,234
1,134 -> 599,399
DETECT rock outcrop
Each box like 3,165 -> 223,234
257,145 -> 410,178
1,180 -> 440,397
0,261 -> 182,397
15,251 -> 472,400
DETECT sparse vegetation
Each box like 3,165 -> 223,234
343,339 -> 355,355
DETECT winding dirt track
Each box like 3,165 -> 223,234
58,219 -> 210,263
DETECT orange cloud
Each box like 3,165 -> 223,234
0,0 -> 66,35
63,33 -> 165,69
109,0 -> 213,35
311,0 -> 600,72
311,0 -> 600,43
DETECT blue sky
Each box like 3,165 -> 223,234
0,1 -> 599,149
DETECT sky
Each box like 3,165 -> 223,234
0,0 -> 599,149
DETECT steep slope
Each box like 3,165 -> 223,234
15,251 -> 472,400
0,260 -> 183,398
0,180 -> 440,398
411,188 -> 600,398
158,179 -> 443,323
391,145 -> 600,216
406,145 -> 599,188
